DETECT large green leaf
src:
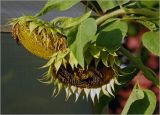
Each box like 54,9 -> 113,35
122,84 -> 157,114
127,89 -> 156,114
121,84 -> 144,114
69,18 -> 97,68
97,0 -> 129,13
142,31 -> 160,56
96,29 -> 122,51
96,20 -> 127,52
142,90 -> 156,114
100,20 -> 128,38
36,0 -> 80,16
50,11 -> 91,29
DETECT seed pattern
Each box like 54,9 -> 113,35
57,65 -> 115,88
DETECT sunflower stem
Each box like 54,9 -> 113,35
119,47 -> 160,88
96,8 -> 159,25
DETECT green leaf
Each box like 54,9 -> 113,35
36,0 -> 80,16
51,11 -> 91,29
89,45 -> 101,58
142,90 -> 156,114
102,20 -> 128,38
100,51 -> 109,67
127,89 -> 156,114
69,18 -> 97,68
69,51 -> 78,69
97,0 -> 116,13
84,50 -> 93,66
97,0 -> 129,13
142,31 -> 160,56
122,83 -> 157,114
139,0 -> 159,9
96,29 -> 123,51
121,84 -> 145,114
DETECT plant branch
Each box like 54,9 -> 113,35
119,47 -> 160,88
96,8 -> 159,25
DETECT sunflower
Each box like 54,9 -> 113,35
11,16 -> 122,103
11,16 -> 67,59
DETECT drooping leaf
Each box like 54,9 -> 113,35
36,0 -> 80,16
89,45 -> 101,58
100,51 -> 109,67
142,31 -> 160,56
69,51 -> 78,69
127,89 -> 156,114
121,84 -> 144,114
51,11 -> 91,29
69,18 -> 97,68
96,29 -> 123,52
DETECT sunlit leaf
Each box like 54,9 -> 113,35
69,18 -> 97,68
127,89 -> 156,114
51,11 -> 91,29
121,84 -> 144,114
36,0 -> 80,16
142,31 -> 160,56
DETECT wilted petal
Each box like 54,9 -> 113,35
90,89 -> 96,103
102,85 -> 110,97
110,79 -> 115,92
107,84 -> 114,96
84,88 -> 90,100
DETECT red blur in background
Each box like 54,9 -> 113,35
109,27 -> 160,114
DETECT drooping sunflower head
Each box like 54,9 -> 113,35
10,16 -> 123,103
40,49 -> 122,103
10,16 -> 67,59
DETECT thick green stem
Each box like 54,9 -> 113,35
96,8 -> 159,25
119,47 -> 142,67
120,47 -> 160,88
